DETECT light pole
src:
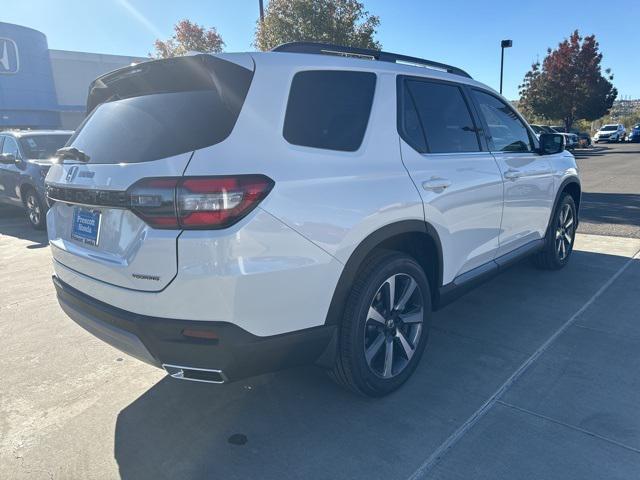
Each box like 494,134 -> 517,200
259,0 -> 264,22
499,39 -> 512,95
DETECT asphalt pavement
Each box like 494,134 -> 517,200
1,143 -> 639,479
575,142 -> 640,238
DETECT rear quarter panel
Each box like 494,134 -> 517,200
184,54 -> 425,265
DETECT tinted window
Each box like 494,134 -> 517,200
70,91 -> 243,164
283,71 -> 376,151
473,90 -> 533,153
405,80 -> 480,153
399,85 -> 427,152
19,134 -> 71,159
69,56 -> 253,164
2,137 -> 19,157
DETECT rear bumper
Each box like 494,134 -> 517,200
53,276 -> 336,382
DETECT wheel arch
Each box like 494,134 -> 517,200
548,176 -> 581,234
324,220 -> 443,327
19,182 -> 38,206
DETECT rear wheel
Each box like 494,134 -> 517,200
330,251 -> 431,396
533,193 -> 576,270
24,189 -> 46,230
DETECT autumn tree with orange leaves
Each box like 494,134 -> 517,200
519,31 -> 617,131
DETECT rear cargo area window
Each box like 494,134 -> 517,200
68,55 -> 253,164
283,70 -> 376,152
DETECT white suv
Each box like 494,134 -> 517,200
594,123 -> 626,143
46,43 -> 580,396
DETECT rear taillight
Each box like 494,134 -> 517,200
128,175 -> 273,230
129,178 -> 180,228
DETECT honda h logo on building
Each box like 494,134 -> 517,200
0,38 -> 19,74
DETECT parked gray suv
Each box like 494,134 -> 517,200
0,130 -> 72,228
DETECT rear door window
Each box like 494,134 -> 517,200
68,55 -> 254,164
400,79 -> 480,154
283,70 -> 376,152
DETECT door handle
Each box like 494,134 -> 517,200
503,169 -> 523,180
422,177 -> 452,191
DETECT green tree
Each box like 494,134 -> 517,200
518,31 -> 617,131
152,19 -> 224,58
255,0 -> 381,51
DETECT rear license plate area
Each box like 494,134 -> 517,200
71,208 -> 102,246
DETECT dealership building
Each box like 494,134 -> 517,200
0,22 -> 145,130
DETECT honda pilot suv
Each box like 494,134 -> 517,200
46,43 -> 580,396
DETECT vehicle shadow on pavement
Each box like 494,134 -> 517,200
580,192 -> 640,228
113,248 -> 635,480
573,146 -> 611,157
0,206 -> 48,248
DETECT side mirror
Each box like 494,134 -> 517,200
0,153 -> 16,165
539,133 -> 564,155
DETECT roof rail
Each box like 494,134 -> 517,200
271,42 -> 472,79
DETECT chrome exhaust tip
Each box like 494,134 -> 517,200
163,364 -> 228,384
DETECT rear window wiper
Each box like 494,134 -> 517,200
54,147 -> 91,163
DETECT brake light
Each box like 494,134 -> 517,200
127,175 -> 274,230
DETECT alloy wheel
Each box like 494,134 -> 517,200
555,203 -> 574,261
26,194 -> 41,226
364,273 -> 424,378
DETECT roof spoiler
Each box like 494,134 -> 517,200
85,54 -> 254,115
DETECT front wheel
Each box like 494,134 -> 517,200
330,251 -> 432,396
532,194 -> 577,270
24,189 -> 46,230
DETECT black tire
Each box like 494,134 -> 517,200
329,250 -> 432,397
532,193 -> 577,270
24,188 -> 46,230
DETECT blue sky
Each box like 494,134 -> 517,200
4,0 -> 639,99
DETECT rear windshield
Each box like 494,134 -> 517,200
68,55 -> 253,164
283,70 -> 376,152
19,134 -> 71,159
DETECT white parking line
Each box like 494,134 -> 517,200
407,241 -> 640,480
